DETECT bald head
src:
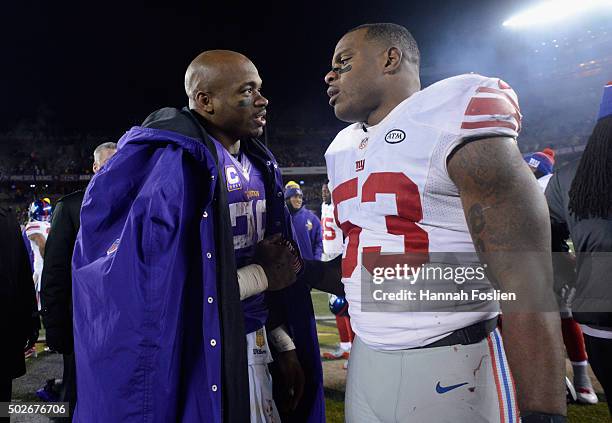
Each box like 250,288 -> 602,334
183,49 -> 268,148
185,50 -> 255,108
92,141 -> 117,174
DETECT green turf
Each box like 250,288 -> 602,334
316,320 -> 341,350
311,290 -> 333,318
325,392 -> 345,423
567,402 -> 611,422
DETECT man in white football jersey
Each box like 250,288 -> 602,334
320,182 -> 354,364
25,199 -> 52,311
320,23 -> 566,422
321,182 -> 344,262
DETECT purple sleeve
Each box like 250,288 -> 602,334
310,214 -> 323,261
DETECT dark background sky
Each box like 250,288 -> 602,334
0,0 -> 559,135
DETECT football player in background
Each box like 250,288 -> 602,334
320,183 -> 343,262
524,149 -> 598,405
524,148 -> 555,191
25,199 -> 52,311
320,182 -> 354,366
546,82 -> 612,417
322,23 -> 566,422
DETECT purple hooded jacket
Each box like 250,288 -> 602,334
71,108 -> 324,423
290,207 -> 323,261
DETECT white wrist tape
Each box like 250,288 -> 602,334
237,264 -> 269,300
269,325 -> 296,352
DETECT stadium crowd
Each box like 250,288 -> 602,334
0,94 -> 597,216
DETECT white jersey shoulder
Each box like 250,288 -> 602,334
326,74 -> 521,167
325,74 -> 522,188
403,74 -> 521,137
324,74 -> 520,349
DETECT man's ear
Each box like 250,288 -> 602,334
383,47 -> 403,74
196,91 -> 214,114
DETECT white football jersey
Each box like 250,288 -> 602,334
325,74 -> 521,350
321,202 -> 343,261
25,220 -> 51,276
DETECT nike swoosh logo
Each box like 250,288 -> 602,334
435,381 -> 468,394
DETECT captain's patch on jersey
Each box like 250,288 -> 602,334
225,165 -> 242,191
384,129 -> 406,144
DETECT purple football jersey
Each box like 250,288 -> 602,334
212,139 -> 268,333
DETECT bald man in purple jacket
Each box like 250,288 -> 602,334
72,51 -> 324,423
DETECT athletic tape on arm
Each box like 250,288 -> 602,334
269,325 -> 296,352
237,264 -> 268,300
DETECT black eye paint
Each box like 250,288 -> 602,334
238,98 -> 251,108
338,64 -> 352,74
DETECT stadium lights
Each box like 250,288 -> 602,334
503,0 -> 612,28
